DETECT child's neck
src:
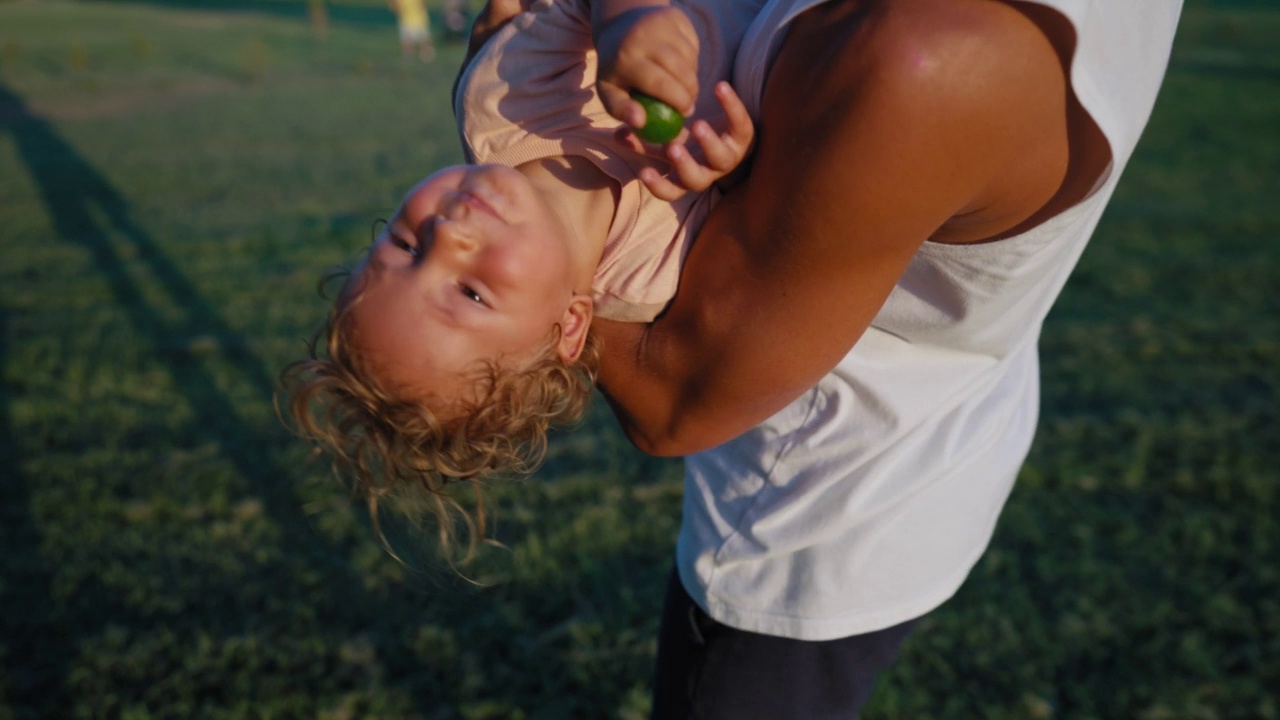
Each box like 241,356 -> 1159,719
518,156 -> 619,290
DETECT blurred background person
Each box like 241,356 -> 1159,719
390,0 -> 435,62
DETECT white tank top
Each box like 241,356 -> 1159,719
679,0 -> 1184,641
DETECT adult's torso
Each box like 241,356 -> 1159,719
678,0 -> 1183,641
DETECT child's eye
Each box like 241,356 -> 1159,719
460,285 -> 485,305
391,236 -> 418,257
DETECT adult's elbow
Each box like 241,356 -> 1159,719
614,416 -> 682,457
616,413 -> 730,458
626,430 -> 690,458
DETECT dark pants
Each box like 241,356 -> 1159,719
650,569 -> 919,720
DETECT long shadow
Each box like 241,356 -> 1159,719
0,83 -> 444,716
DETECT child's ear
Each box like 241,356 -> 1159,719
556,294 -> 593,363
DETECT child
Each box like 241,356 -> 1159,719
284,0 -> 762,555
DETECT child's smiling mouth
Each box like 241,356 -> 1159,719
457,190 -> 501,220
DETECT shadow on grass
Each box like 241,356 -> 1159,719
0,82 -> 459,716
0,305 -> 73,712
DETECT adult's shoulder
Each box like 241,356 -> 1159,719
760,0 -> 1073,242
805,0 -> 1065,95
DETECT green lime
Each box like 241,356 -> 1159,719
629,90 -> 685,144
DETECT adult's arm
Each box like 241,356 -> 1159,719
594,0 -> 1076,455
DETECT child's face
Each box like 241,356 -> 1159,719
345,164 -> 582,405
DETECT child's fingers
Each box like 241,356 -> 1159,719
635,66 -> 697,119
665,142 -> 721,192
614,125 -> 689,156
625,81 -> 757,199
647,48 -> 699,114
688,121 -> 742,173
642,10 -> 700,113
613,126 -> 649,154
638,167 -> 690,202
715,81 -> 755,147
599,83 -> 648,128
665,82 -> 755,189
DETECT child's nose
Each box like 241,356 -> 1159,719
434,218 -> 476,254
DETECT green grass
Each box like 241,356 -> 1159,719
0,0 -> 1276,718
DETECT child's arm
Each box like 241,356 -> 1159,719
592,0 -> 699,134
452,0 -> 526,110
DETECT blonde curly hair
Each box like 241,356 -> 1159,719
280,269 -> 600,562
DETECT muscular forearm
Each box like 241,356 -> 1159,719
594,252 -> 778,456
595,185 -> 902,456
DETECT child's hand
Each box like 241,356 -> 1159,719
628,82 -> 756,201
594,5 -> 699,133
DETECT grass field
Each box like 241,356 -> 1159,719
0,0 -> 1276,718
